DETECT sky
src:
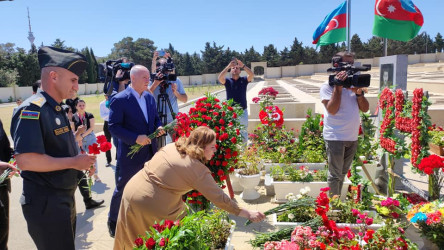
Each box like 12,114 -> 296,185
1,0 -> 443,58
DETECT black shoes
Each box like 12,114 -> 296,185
85,198 -> 104,209
108,220 -> 116,238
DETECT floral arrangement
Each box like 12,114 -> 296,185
356,111 -> 378,162
127,120 -> 177,158
378,88 -> 431,168
236,146 -> 261,175
408,200 -> 444,248
250,87 -> 298,163
174,94 -> 243,209
134,209 -> 234,249
271,165 -> 327,182
297,109 -> 326,163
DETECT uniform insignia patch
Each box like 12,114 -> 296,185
20,110 -> 40,120
55,118 -> 61,125
55,106 -> 61,111
54,126 -> 69,136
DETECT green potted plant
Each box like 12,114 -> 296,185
133,209 -> 236,250
236,147 -> 262,201
428,125 -> 444,156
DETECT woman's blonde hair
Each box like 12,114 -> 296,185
175,126 -> 216,162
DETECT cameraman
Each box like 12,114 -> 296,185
149,51 -> 187,143
104,57 -> 131,96
320,51 -> 369,197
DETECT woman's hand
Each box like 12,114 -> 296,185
0,161 -> 19,177
239,208 -> 266,223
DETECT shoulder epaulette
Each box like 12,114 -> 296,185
30,93 -> 47,107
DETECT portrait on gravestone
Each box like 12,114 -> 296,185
380,63 -> 394,90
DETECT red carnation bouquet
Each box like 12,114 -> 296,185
84,135 -> 112,195
175,94 -> 243,209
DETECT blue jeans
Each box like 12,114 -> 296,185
240,109 -> 248,145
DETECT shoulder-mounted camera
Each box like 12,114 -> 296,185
327,61 -> 372,88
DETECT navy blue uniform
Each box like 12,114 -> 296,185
11,91 -> 80,250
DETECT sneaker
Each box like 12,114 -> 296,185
94,174 -> 102,183
108,220 -> 116,238
85,198 -> 104,209
106,162 -> 111,167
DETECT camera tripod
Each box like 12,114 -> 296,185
156,91 -> 176,148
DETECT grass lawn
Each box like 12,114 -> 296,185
1,84 -> 225,136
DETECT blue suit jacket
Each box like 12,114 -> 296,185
108,87 -> 162,167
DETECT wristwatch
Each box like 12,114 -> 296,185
241,65 -> 246,69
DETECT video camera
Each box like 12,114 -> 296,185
105,59 -> 134,82
153,57 -> 177,93
327,61 -> 371,88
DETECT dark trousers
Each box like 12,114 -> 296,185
21,181 -> 76,250
103,121 -> 112,164
108,164 -> 143,223
77,171 -> 91,202
0,180 -> 10,250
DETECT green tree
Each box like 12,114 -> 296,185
262,44 -> 280,67
279,47 -> 291,66
83,48 -> 94,83
434,33 -> 444,52
289,38 -> 304,65
51,39 -> 75,51
191,52 -> 203,75
201,42 -> 225,74
318,44 -> 339,63
243,46 -> 261,68
350,34 -> 365,58
365,37 -> 383,58
0,68 -> 18,87
303,46 -> 318,64
90,48 -> 99,82
8,48 -> 40,86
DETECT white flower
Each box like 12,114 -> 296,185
299,186 -> 311,195
359,156 -> 366,162
296,194 -> 302,199
288,213 -> 295,220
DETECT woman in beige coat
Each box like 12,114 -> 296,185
114,126 -> 265,249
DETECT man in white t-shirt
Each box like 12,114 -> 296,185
319,51 -> 369,197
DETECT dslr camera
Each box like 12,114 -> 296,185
153,57 -> 177,93
327,57 -> 371,88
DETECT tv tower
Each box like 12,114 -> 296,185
27,7 -> 35,47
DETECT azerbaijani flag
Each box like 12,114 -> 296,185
372,0 -> 423,42
312,1 -> 347,46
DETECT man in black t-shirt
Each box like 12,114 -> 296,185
218,58 -> 254,144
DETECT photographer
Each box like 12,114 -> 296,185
320,51 -> 369,197
149,51 -> 187,143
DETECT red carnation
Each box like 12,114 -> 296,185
134,237 -> 143,247
145,237 -> 156,249
217,169 -> 224,176
219,119 -> 225,125
88,143 -> 100,155
252,97 -> 260,103
96,135 -> 107,144
159,238 -> 168,247
99,142 -> 112,152
222,161 -> 228,167
230,137 -> 237,144
164,220 -> 174,229
232,113 -> 237,119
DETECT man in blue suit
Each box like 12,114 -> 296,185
107,65 -> 164,237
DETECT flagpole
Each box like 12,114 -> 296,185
347,0 -> 351,52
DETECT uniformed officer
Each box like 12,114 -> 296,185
10,46 -> 96,250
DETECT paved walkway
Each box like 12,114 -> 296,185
7,77 -> 438,249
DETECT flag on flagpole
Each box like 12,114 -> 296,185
312,1 -> 347,46
372,0 -> 423,42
